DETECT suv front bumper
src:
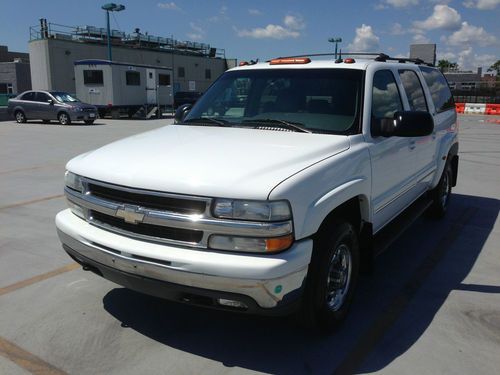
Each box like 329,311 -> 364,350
56,209 -> 312,314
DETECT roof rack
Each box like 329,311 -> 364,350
268,52 -> 434,66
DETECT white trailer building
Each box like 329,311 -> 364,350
74,60 -> 173,117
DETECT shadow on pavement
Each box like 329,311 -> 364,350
103,193 -> 498,374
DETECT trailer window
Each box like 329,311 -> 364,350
178,67 -> 185,78
83,70 -> 103,85
159,74 -> 171,86
205,69 -> 211,79
126,71 -> 141,86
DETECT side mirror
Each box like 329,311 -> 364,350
174,103 -> 192,124
374,111 -> 434,137
48,99 -> 54,105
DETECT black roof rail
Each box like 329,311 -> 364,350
267,52 -> 434,66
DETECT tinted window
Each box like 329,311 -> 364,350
126,71 -> 141,86
398,70 -> 428,112
21,92 -> 35,101
372,70 -> 403,119
34,92 -> 50,102
185,68 -> 363,134
159,74 -> 171,86
419,66 -> 455,113
83,70 -> 103,85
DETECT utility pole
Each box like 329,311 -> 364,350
328,37 -> 342,59
101,3 -> 126,61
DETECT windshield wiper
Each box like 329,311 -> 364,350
242,119 -> 311,133
182,117 -> 230,127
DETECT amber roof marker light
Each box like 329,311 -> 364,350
269,57 -> 311,65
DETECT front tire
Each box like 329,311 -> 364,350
300,220 -> 360,332
58,112 -> 71,125
427,163 -> 452,218
15,111 -> 26,123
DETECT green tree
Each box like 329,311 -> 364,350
437,59 -> 458,72
487,60 -> 500,79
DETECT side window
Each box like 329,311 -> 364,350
398,70 -> 428,112
83,70 -> 103,85
158,74 -> 171,86
419,66 -> 455,113
21,92 -> 35,101
35,92 -> 50,102
126,71 -> 140,86
372,70 -> 403,120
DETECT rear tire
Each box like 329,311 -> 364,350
15,111 -> 26,123
58,112 -> 71,125
427,163 -> 452,218
84,120 -> 94,125
299,220 -> 360,332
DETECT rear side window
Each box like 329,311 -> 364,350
419,66 -> 455,113
372,70 -> 403,119
21,92 -> 35,101
398,70 -> 428,112
83,70 -> 104,85
126,71 -> 141,86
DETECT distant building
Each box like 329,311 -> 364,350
444,67 -> 482,91
0,45 -> 31,94
409,44 -> 436,66
481,73 -> 497,88
29,19 -> 236,95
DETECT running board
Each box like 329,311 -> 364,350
373,195 -> 433,257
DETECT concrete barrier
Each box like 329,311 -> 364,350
464,103 -> 486,114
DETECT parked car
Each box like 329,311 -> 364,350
8,90 -> 98,125
174,91 -> 202,108
56,54 -> 458,331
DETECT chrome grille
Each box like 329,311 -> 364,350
65,177 -> 293,248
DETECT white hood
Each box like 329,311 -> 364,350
67,125 -> 350,199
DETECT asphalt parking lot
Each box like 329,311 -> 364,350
1,115 -> 499,374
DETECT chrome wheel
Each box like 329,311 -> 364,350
326,243 -> 352,312
15,112 -> 25,123
59,113 -> 69,125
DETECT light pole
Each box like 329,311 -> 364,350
101,3 -> 125,61
328,37 -> 342,59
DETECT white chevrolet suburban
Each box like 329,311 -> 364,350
56,53 -> 458,330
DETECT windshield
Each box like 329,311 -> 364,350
183,68 -> 363,134
51,92 -> 80,103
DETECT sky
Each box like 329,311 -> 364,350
0,0 -> 498,71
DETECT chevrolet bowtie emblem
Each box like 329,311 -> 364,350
116,206 -> 145,224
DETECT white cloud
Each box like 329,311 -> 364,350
444,21 -> 496,46
209,6 -> 229,22
187,22 -> 205,41
385,0 -> 419,7
157,2 -> 181,11
347,24 -> 380,51
237,24 -> 300,39
236,14 -> 305,39
248,9 -> 262,16
413,33 -> 431,44
283,15 -> 305,30
390,23 -> 406,35
463,0 -> 500,9
413,5 -> 461,31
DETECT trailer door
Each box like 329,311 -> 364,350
146,68 -> 157,105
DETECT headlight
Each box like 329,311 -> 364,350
208,234 -> 294,253
72,106 -> 83,112
64,171 -> 83,192
212,199 -> 291,222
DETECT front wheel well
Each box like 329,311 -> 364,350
316,196 -> 366,236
